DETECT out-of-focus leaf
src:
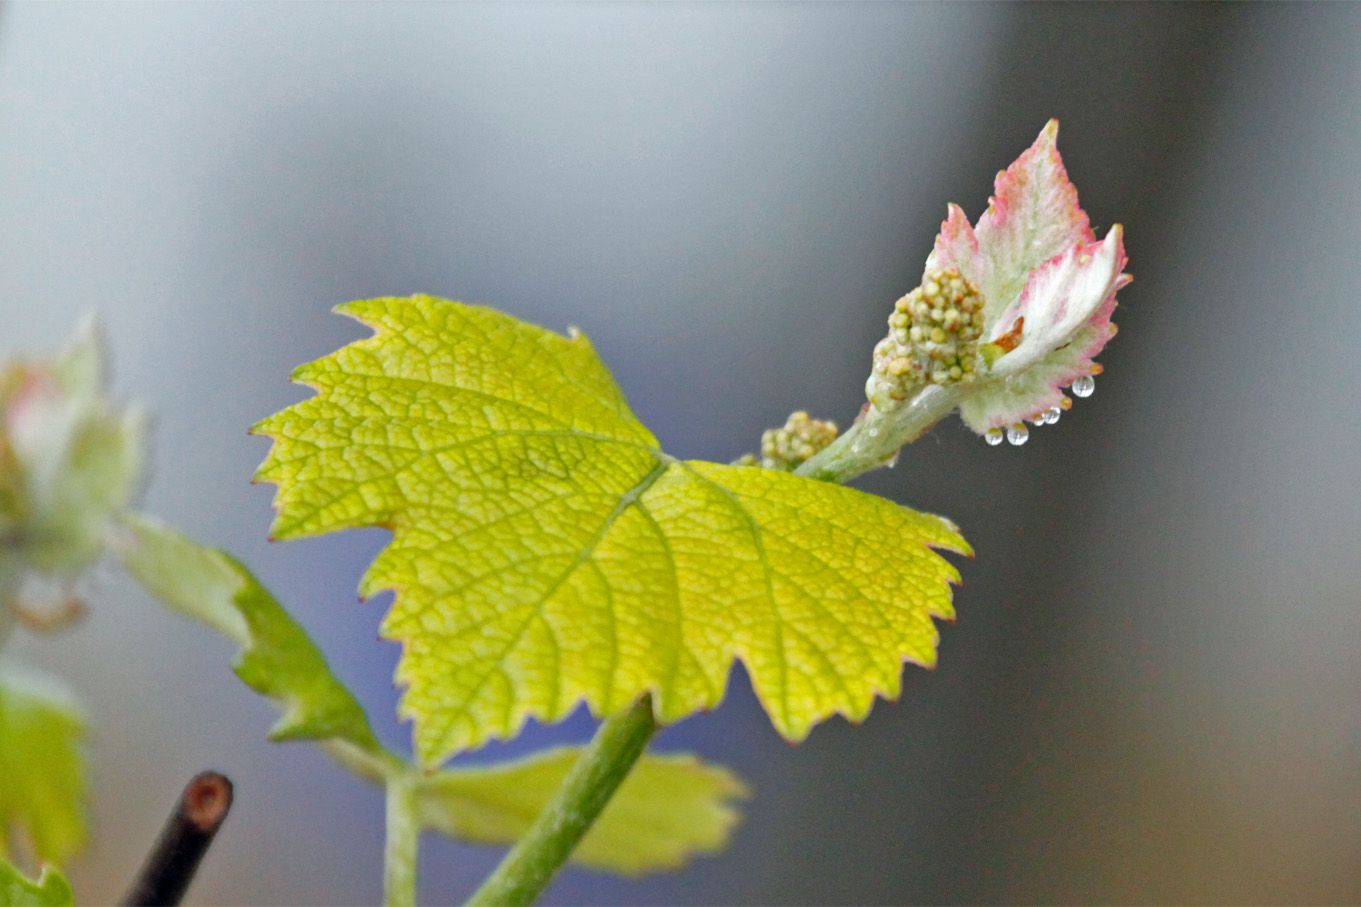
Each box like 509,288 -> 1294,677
0,667 -> 85,866
0,859 -> 72,907
0,319 -> 144,582
421,748 -> 748,875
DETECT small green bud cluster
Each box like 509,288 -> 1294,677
866,268 -> 985,410
738,411 -> 838,471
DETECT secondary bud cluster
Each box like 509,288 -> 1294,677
865,268 -> 985,410
737,411 -> 838,471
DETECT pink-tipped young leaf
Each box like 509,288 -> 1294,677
879,120 -> 1130,435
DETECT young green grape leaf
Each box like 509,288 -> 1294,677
421,748 -> 747,875
0,859 -> 72,907
254,296 -> 969,765
115,515 -> 381,753
0,668 -> 86,866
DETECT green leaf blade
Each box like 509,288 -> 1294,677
252,296 -> 659,541
255,296 -> 969,765
421,748 -> 747,876
650,461 -> 967,739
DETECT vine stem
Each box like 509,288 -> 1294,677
465,693 -> 657,906
384,773 -> 420,907
795,384 -> 964,484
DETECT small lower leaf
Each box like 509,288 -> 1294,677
420,748 -> 748,875
0,668 -> 85,867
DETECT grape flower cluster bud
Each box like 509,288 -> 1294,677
737,411 -> 838,471
0,321 -> 144,631
867,268 -> 985,409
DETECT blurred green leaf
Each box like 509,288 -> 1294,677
0,320 -> 144,583
0,859 -> 72,907
422,748 -> 748,875
0,667 -> 85,866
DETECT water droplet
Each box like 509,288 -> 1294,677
1072,375 -> 1095,398
985,427 -> 1004,446
1041,406 -> 1061,425
867,425 -> 881,438
1006,422 -> 1029,446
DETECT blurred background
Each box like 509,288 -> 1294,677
2,2 -> 1359,904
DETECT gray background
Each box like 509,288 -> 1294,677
2,3 -> 1358,904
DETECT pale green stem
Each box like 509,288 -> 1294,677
465,694 -> 657,907
325,739 -> 422,907
796,384 -> 965,484
319,738 -> 406,787
384,772 -> 421,907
